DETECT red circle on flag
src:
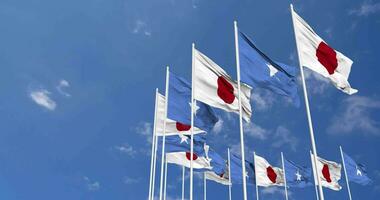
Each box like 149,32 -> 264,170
186,152 -> 198,161
176,122 -> 191,131
322,164 -> 332,183
316,41 -> 338,75
266,166 -> 277,183
217,76 -> 235,104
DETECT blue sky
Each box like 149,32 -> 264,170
0,0 -> 379,199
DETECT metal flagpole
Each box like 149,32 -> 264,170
290,4 -> 324,200
148,89 -> 159,200
159,66 -> 170,200
228,148 -> 232,200
182,166 -> 185,200
204,173 -> 207,200
152,112 -> 160,200
233,20 -> 248,200
281,152 -> 289,200
253,152 -> 259,200
190,43 -> 195,200
310,151 -> 320,200
340,146 -> 353,200
164,156 -> 168,200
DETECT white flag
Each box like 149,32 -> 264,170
156,93 -> 204,136
254,154 -> 285,187
193,49 -> 252,122
311,153 -> 342,191
292,9 -> 357,95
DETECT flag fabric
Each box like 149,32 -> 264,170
159,134 -> 206,155
205,170 -> 231,186
230,153 -> 255,185
311,154 -> 342,191
343,152 -> 372,185
193,49 -> 252,122
168,72 -> 219,132
292,9 -> 357,95
156,93 -> 205,136
254,154 -> 285,187
284,159 -> 313,188
238,31 -> 300,106
166,152 -> 212,170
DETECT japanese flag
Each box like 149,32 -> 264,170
155,92 -> 204,136
311,153 -> 342,191
254,154 -> 285,187
166,152 -> 212,169
193,48 -> 252,122
292,8 -> 357,95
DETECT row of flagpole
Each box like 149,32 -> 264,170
147,4 -> 360,200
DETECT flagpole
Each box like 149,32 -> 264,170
152,112 -> 160,200
310,151 -> 320,200
164,156 -> 168,200
340,146 -> 353,200
234,20 -> 248,200
253,152 -> 259,200
290,4 -> 324,200
281,152 -> 289,200
148,89 -> 159,200
182,166 -> 185,200
159,66 -> 170,200
228,148 -> 232,200
204,173 -> 207,200
190,42 -> 195,200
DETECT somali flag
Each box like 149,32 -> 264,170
238,31 -> 300,106
168,72 -> 218,132
342,152 -> 372,185
230,153 -> 255,185
284,159 -> 313,188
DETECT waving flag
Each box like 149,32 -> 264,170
156,93 -> 204,136
159,134 -> 206,154
166,152 -> 212,170
205,171 -> 230,185
254,154 -> 284,187
168,73 -> 219,132
284,159 -> 313,188
230,153 -> 255,185
292,9 -> 357,94
193,49 -> 252,122
238,31 -> 300,106
311,154 -> 342,191
342,152 -> 372,185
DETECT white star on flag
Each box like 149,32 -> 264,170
189,102 -> 200,115
178,134 -> 188,144
295,170 -> 302,181
267,63 -> 279,77
356,166 -> 362,176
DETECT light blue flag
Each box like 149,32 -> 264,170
343,152 -> 372,185
230,153 -> 255,185
284,159 -> 313,188
238,31 -> 300,106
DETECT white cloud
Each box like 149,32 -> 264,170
271,126 -> 298,151
114,143 -> 137,157
251,90 -> 275,111
124,176 -> 141,184
349,1 -> 380,16
261,186 -> 292,197
244,123 -> 269,140
136,122 -> 153,143
324,27 -> 333,39
212,119 -> 223,134
56,79 -> 71,97
132,20 -> 151,36
302,68 -> 330,95
83,176 -> 100,191
29,89 -> 57,111
327,96 -> 380,135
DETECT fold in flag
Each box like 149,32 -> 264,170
166,152 -> 212,170
205,170 -> 231,186
343,151 -> 372,185
311,153 -> 342,191
193,49 -> 252,122
230,153 -> 255,185
155,92 -> 204,136
238,31 -> 300,106
254,154 -> 284,187
284,158 -> 313,188
292,9 -> 357,94
168,72 -> 219,132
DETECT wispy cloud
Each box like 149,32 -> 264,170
251,90 -> 275,111
261,186 -> 292,197
302,68 -> 330,95
123,176 -> 141,184
56,79 -> 71,97
212,119 -> 224,134
349,1 -> 380,16
83,176 -> 100,191
327,96 -> 380,135
136,122 -> 153,143
271,126 -> 298,151
132,20 -> 151,36
113,143 -> 137,157
244,123 -> 269,140
29,89 -> 57,111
